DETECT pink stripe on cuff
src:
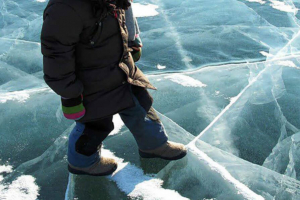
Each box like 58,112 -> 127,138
64,109 -> 86,120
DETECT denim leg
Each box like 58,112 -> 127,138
119,95 -> 168,151
67,122 -> 100,168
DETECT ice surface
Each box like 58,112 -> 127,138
158,140 -> 300,199
137,0 -> 299,73
1,0 -> 300,199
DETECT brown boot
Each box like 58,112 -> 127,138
68,157 -> 118,176
139,141 -> 187,160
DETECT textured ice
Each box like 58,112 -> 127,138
1,0 -> 300,199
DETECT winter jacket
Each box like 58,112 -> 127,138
41,0 -> 155,122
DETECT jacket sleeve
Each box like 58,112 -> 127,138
125,6 -> 136,42
41,3 -> 84,98
134,16 -> 140,36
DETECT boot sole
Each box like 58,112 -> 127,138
139,150 -> 187,161
68,164 -> 117,177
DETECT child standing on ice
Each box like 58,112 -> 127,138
41,0 -> 187,176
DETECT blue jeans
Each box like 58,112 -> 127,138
68,95 -> 168,168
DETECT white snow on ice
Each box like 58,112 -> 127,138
0,87 -> 50,103
269,0 -> 299,14
67,149 -> 189,200
244,0 -> 266,4
0,165 -> 39,200
244,0 -> 298,14
157,64 -> 167,70
132,3 -> 159,18
0,166 -> 12,174
165,74 -> 207,88
260,51 -> 273,57
277,60 -> 299,69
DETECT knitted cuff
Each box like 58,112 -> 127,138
61,95 -> 86,120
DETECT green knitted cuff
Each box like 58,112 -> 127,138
61,95 -> 86,120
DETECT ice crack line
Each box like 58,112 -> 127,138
190,30 -> 300,143
151,0 -> 193,69
0,37 -> 41,45
188,146 -> 265,200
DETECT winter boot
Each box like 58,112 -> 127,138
139,141 -> 187,160
68,157 -> 118,176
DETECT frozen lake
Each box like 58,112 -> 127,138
0,0 -> 300,199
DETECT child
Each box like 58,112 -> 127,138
41,0 -> 187,176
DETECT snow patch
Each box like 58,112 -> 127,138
269,0 -> 298,14
0,87 -> 50,103
99,149 -> 188,200
157,64 -> 167,70
244,0 -> 266,4
0,91 -> 30,103
165,74 -> 207,88
277,60 -> 299,69
0,165 -> 39,200
0,166 -> 13,174
244,0 -> 298,14
260,51 -> 273,57
132,3 -> 159,17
